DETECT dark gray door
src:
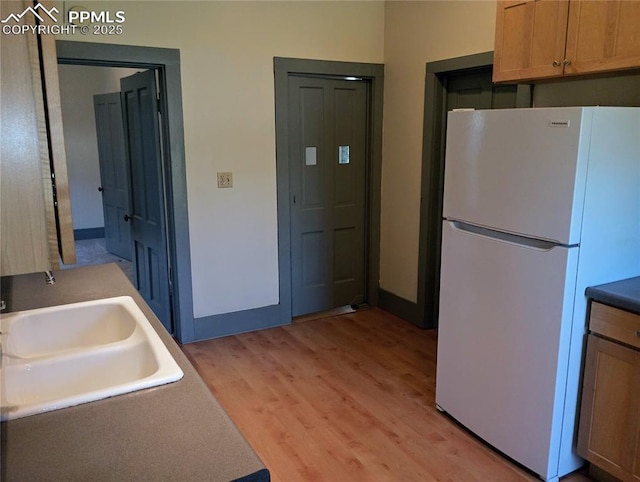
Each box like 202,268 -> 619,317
289,76 -> 367,317
93,93 -> 132,260
446,68 -> 519,110
120,70 -> 171,332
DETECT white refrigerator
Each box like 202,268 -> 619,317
435,107 -> 640,482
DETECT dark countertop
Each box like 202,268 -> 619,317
586,276 -> 640,315
0,264 -> 269,482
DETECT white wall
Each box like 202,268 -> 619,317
58,65 -> 138,231
57,1 -> 385,318
380,1 -> 497,302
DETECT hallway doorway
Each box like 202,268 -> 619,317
56,41 -> 193,342
58,64 -> 136,282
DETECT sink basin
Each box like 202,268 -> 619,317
4,299 -> 137,359
0,296 -> 184,421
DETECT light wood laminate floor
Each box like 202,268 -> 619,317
182,308 -> 592,482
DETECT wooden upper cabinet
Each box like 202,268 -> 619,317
494,0 -> 640,83
493,0 -> 570,82
38,1 -> 76,267
1,0 -> 51,276
565,0 -> 640,76
0,0 -> 75,276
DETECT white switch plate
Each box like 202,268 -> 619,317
217,172 -> 233,188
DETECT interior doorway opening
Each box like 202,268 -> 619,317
55,40 -> 194,342
58,64 -> 171,331
58,64 -> 138,282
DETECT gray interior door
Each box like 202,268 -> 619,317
446,68 -> 519,110
120,70 -> 172,332
93,92 -> 132,260
289,76 -> 367,317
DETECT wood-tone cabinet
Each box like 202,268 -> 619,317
578,302 -> 640,482
0,0 -> 75,276
493,0 -> 640,83
493,0 -> 570,82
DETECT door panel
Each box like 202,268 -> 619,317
447,71 -> 493,109
289,76 -> 367,317
333,86 -> 366,307
120,70 -> 171,332
334,227 -> 357,282
93,93 -> 132,260
447,69 -> 519,110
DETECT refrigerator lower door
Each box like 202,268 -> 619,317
436,221 -> 579,481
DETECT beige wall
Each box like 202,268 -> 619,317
53,1 -> 640,321
380,0 -> 496,302
57,1 -> 385,318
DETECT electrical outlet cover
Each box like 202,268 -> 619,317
217,172 -> 233,188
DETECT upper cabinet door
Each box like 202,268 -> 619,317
1,0 -> 51,276
493,0 -> 569,82
39,2 -> 76,266
564,0 -> 640,76
0,0 -> 75,275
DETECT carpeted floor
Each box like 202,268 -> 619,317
61,238 -> 134,282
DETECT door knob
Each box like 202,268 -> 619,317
124,214 -> 132,222
98,186 -> 103,192
562,59 -> 572,66
552,60 -> 561,67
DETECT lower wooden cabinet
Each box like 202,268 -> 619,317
578,303 -> 640,482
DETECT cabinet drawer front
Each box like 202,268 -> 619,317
590,302 -> 640,349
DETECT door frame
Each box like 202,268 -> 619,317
416,51 -> 532,328
56,40 -> 194,342
274,57 -> 384,324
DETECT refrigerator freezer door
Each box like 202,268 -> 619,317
443,108 -> 591,245
436,221 -> 579,480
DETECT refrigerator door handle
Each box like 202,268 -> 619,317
447,220 -> 570,251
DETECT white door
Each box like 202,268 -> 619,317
442,108 -> 591,244
436,220 -> 579,479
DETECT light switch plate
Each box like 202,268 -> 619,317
217,172 -> 233,188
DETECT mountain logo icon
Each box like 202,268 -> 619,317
1,3 -> 59,24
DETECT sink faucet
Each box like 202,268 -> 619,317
45,270 -> 55,285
